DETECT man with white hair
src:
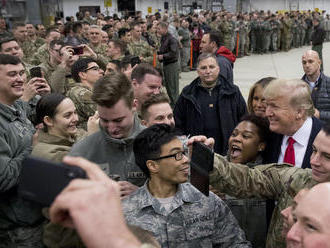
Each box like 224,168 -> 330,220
263,78 -> 322,168
301,50 -> 330,123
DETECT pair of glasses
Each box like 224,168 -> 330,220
84,66 -> 100,72
151,150 -> 186,161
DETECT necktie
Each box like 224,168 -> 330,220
284,137 -> 295,166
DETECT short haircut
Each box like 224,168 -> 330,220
263,78 -> 314,117
92,72 -> 134,108
247,77 -> 276,114
107,60 -> 121,71
0,53 -> 21,66
0,37 -> 17,51
118,27 -> 131,39
197,53 -> 218,66
133,124 -> 181,177
36,93 -> 67,131
205,30 -> 223,47
131,63 -> 161,83
45,27 -> 60,37
120,55 -> 134,70
72,22 -> 82,33
141,92 -> 170,121
49,39 -> 65,50
12,22 -> 25,30
158,21 -> 168,28
239,114 -> 270,143
108,39 -> 127,54
322,121 -> 330,136
71,57 -> 97,82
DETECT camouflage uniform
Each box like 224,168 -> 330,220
219,20 -> 234,51
39,59 -> 58,84
89,43 -> 108,58
210,154 -> 318,248
292,19 -> 299,48
49,66 -> 76,95
22,38 -> 46,65
67,84 -> 96,130
122,182 -> 251,248
261,19 -> 272,53
281,18 -> 292,51
270,19 -> 280,51
178,26 -> 191,71
31,43 -> 49,65
128,39 -> 155,65
244,20 -> 251,55
0,100 -> 45,247
237,20 -> 248,57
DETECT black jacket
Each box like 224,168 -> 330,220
158,32 -> 178,65
263,116 -> 322,169
174,76 -> 247,155
311,24 -> 326,46
302,72 -> 330,122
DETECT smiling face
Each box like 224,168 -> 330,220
0,40 -> 24,60
228,121 -> 265,164
0,63 -> 26,105
46,98 -> 79,139
252,85 -> 267,118
98,99 -> 135,139
152,138 -> 190,184
310,130 -> 330,183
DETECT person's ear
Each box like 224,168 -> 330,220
258,142 -> 266,152
43,116 -> 54,127
146,160 -> 158,174
78,71 -> 87,81
141,119 -> 147,127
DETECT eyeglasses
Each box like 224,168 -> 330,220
84,66 -> 100,72
151,150 -> 186,161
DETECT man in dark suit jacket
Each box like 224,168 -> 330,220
263,78 -> 322,169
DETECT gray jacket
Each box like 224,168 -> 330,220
0,100 -> 44,247
69,115 -> 146,186
122,182 -> 251,248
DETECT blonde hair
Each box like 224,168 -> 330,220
263,78 -> 314,117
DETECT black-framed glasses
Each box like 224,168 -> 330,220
151,150 -> 186,161
84,66 -> 100,72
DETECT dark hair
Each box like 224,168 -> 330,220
205,30 -> 223,47
240,114 -> 270,143
0,53 -> 21,66
131,63 -> 161,83
45,27 -> 60,38
120,55 -> 134,70
108,39 -> 127,54
133,124 -> 181,177
36,93 -> 67,131
11,22 -> 25,30
49,39 -> 65,50
118,28 -> 130,39
247,77 -> 276,114
71,57 -> 97,82
0,37 -> 17,51
92,72 -> 134,108
322,121 -> 330,136
107,60 -> 121,71
72,22 -> 82,33
141,92 -> 170,120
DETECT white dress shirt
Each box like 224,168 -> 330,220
278,117 -> 313,168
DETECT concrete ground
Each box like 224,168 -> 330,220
179,42 -> 330,100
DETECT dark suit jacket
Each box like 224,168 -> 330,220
263,117 -> 322,169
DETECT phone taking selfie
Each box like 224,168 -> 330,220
72,46 -> 84,55
29,66 -> 42,78
18,156 -> 87,206
190,142 -> 214,196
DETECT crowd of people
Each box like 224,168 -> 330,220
0,6 -> 329,248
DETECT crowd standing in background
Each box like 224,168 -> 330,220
0,6 -> 329,248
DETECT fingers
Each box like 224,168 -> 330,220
62,156 -> 114,184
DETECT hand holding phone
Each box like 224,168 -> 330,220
18,156 -> 87,206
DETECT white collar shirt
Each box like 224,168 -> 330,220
278,117 -> 313,168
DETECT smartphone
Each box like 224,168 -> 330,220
18,156 -> 87,206
130,56 -> 141,67
30,67 -> 42,78
72,46 -> 84,55
190,142 -> 214,196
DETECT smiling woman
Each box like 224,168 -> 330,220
31,93 -> 88,162
225,114 -> 270,248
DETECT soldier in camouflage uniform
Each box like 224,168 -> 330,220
261,16 -> 272,54
122,124 -> 251,248
128,23 -> 155,65
178,18 -> 191,72
31,27 -> 61,65
219,15 -> 234,52
237,15 -> 247,58
244,14 -> 251,56
281,14 -> 293,51
88,25 -> 108,58
67,58 -> 104,130
23,24 -> 45,64
270,15 -> 280,52
292,16 -> 299,48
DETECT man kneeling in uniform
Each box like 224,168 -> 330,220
122,124 -> 251,248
